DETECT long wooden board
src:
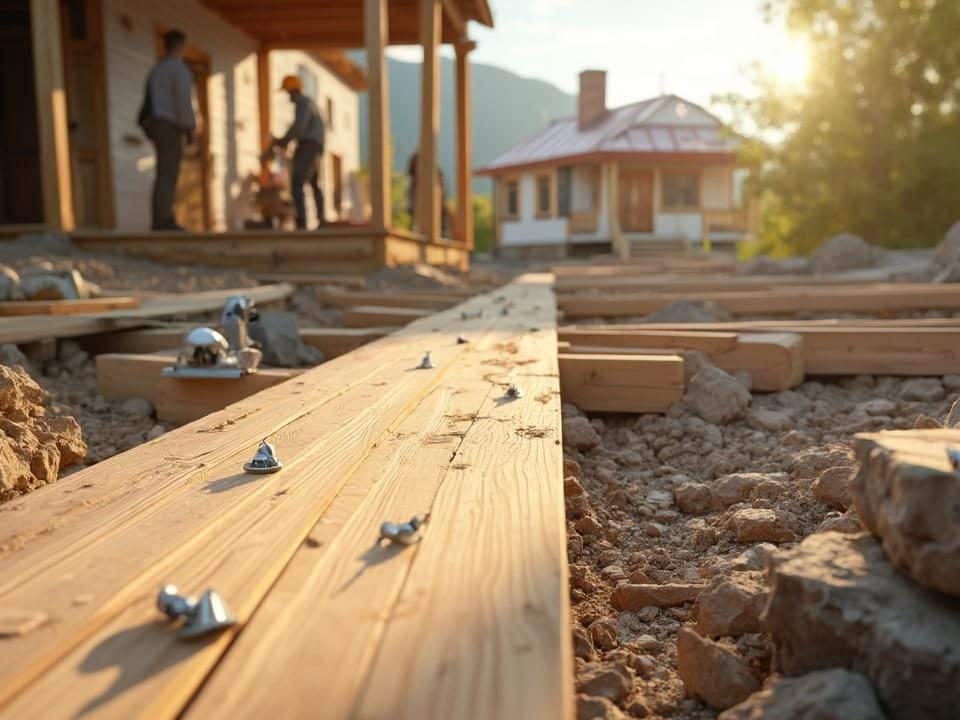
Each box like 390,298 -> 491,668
96,353 -> 304,424
0,297 -> 140,317
558,284 -> 960,319
559,352 -> 685,412
186,278 -> 572,720
0,283 -> 294,345
319,287 -> 473,309
0,275 -> 570,719
342,305 -> 433,327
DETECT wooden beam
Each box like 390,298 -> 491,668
185,277 -> 573,720
558,284 -> 960,319
257,46 -> 272,159
558,352 -> 684,413
96,353 -> 303,424
319,287 -> 467,309
30,0 -> 75,230
365,0 -> 391,230
0,297 -> 140,317
0,275 -> 571,719
455,38 -> 475,249
417,0 -> 442,242
559,329 -> 739,354
342,304 -> 433,327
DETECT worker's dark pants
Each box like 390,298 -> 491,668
291,140 -> 324,230
148,118 -> 184,230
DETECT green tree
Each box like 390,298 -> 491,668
472,195 -> 494,253
722,0 -> 960,256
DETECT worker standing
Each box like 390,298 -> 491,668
139,29 -> 196,231
274,75 -> 326,230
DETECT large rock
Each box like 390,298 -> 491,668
810,234 -> 883,274
19,268 -> 92,300
764,532 -> 960,720
852,432 -> 960,598
718,669 -> 886,720
676,627 -> 760,710
249,311 -> 323,367
686,366 -> 751,424
0,365 -> 86,501
643,300 -> 732,324
696,571 -> 767,638
576,663 -> 631,704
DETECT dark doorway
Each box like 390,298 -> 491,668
0,0 -> 44,225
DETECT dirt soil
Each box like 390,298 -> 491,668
564,369 -> 959,719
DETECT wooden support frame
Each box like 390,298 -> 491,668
257,46 -> 272,160
30,0 -> 75,231
455,38 -> 475,249
365,0 -> 392,230
342,304 -> 433,327
559,352 -> 685,413
417,0 -> 442,243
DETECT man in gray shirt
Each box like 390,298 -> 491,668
274,75 -> 326,230
141,29 -> 196,231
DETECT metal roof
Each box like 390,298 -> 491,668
477,94 -> 740,174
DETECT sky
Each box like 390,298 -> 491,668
389,0 -> 808,115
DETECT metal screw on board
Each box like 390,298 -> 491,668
456,335 -> 469,344
418,351 -> 435,369
243,439 -> 282,474
379,515 -> 428,546
505,384 -> 524,400
501,306 -> 510,316
948,447 -> 960,471
157,584 -> 236,639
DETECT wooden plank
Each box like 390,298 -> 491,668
0,297 -> 140,317
552,257 -> 736,277
559,328 -> 739,354
96,353 -> 303,424
576,323 -> 960,377
186,277 -> 572,720
342,304 -> 433,327
559,284 -> 960,319
0,278 -> 551,717
318,287 -> 467,309
252,272 -> 367,288
559,352 -> 684,413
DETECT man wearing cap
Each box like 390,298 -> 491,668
140,29 -> 197,231
274,75 -> 326,230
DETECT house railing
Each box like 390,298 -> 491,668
567,210 -> 599,235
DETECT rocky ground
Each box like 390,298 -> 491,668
563,363 -> 960,719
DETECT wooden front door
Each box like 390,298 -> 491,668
0,0 -> 44,224
619,168 -> 654,233
59,0 -> 112,228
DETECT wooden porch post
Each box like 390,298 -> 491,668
606,163 -> 626,259
257,47 -> 271,165
417,0 -> 441,243
365,0 -> 391,231
454,39 -> 475,249
30,0 -> 75,231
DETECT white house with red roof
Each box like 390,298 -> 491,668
477,71 -> 750,259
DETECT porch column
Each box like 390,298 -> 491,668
257,47 -> 271,165
454,38 -> 476,249
365,0 -> 391,230
417,0 -> 441,243
606,163 -> 626,259
30,0 -> 75,231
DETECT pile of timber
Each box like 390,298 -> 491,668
0,274 -> 572,719
557,319 -> 960,413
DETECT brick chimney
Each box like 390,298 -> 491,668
578,70 -> 607,128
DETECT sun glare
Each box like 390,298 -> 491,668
767,36 -> 811,87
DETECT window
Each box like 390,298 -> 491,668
536,174 -> 553,218
556,166 -> 572,218
326,97 -> 334,130
502,179 -> 520,220
662,171 -> 700,210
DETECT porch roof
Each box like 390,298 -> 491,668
200,0 -> 493,49
477,94 -> 741,175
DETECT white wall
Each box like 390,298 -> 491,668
103,0 -> 260,231
499,173 -> 567,246
269,51 -> 360,225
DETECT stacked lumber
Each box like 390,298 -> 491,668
558,283 -> 960,319
0,274 -> 572,719
342,305 -> 432,327
318,287 -> 473,310
0,297 -> 140,317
